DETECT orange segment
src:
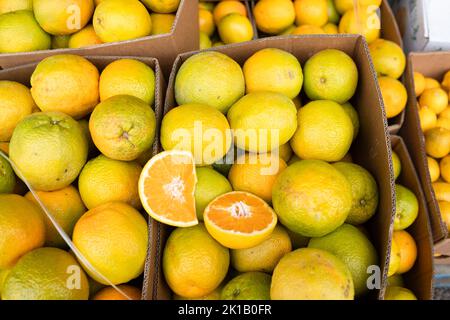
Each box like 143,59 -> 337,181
204,191 -> 277,249
139,151 -> 198,227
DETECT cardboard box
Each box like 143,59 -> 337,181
0,55 -> 165,300
393,0 -> 450,53
391,135 -> 433,300
400,52 -> 450,245
143,35 -> 396,300
0,0 -> 198,77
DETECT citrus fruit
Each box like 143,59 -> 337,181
0,0 -> 32,14
420,88 -> 449,114
31,55 -> 99,119
419,107 -> 437,132
394,184 -> 419,230
334,0 -> 381,14
378,76 -> 408,119
414,72 -> 426,96
99,59 -> 155,105
434,182 -> 450,202
89,95 -> 156,161
425,77 -> 440,90
387,274 -> 405,287
369,39 -> 406,79
253,0 -> 296,35
342,102 -> 360,140
174,287 -> 222,300
73,202 -> 148,285
204,191 -> 277,249
199,31 -> 212,50
68,24 -> 102,48
303,49 -> 358,103
425,127 -> 450,158
287,229 -> 310,249
0,194 -> 45,269
384,286 -> 417,300
199,8 -> 215,36
243,48 -> 303,99
272,160 -> 352,237
278,24 -> 295,35
175,51 -> 245,113
25,186 -> 86,248
333,162 -> 378,225
195,167 -> 232,221
231,225 -> 292,273
139,150 -> 197,227
388,238 -> 401,276
213,0 -> 247,24
221,272 -> 271,300
294,0 -> 328,27
93,0 -> 152,43
9,112 -> 88,191
393,230 -> 417,274
0,156 -> 15,194
278,143 -> 293,162
428,156 -> 440,182
228,153 -> 287,203
163,224 -> 229,298
440,107 -> 450,120
436,117 -> 450,131
339,6 -> 380,44
308,224 -> 378,296
78,119 -> 95,154
271,248 -> 354,300
391,151 -> 401,180
161,104 -> 232,165
2,247 -> 89,300
228,92 -> 298,153
0,10 -> 51,53
150,13 -> 175,35
439,201 -> 450,232
218,14 -> 253,44
33,0 -> 93,35
141,0 -> 179,13
326,0 -> 340,24
93,285 -> 142,300
291,25 -> 324,34
290,100 -> 353,162
323,23 -> 339,34
51,35 -> 70,49
440,155 -> 450,182
442,71 -> 450,91
0,81 -> 36,142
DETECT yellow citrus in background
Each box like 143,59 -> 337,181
323,23 -> 338,34
378,76 -> 408,118
428,156 -> 440,182
78,155 -> 142,210
163,224 -> 229,298
334,0 -> 382,15
440,155 -> 450,182
93,0 -> 152,43
369,39 -> 406,79
326,0 -> 340,24
339,6 -> 380,44
278,24 -> 296,35
414,72 -> 426,96
440,107 -> 450,119
388,238 -> 401,276
25,186 -> 86,248
218,14 -> 253,44
199,1 -> 214,12
0,0 -> 32,14
199,31 -> 212,50
442,71 -> 450,91
243,48 -> 303,99
0,81 -> 36,142
392,151 -> 401,180
2,247 -> 89,300
99,59 -> 156,105
199,8 -> 215,36
31,55 -> 99,119
213,0 -> 247,25
253,0 -> 296,35
294,0 -> 328,27
150,13 -> 175,35
93,285 -> 142,300
393,230 -> 417,274
141,0 -> 180,13
51,35 -> 70,49
436,117 -> 450,130
439,201 -> 450,232
419,107 -> 437,132
73,202 -> 148,285
425,127 -> 450,158
342,102 -> 360,140
394,184 -> 419,230
68,25 -> 102,48
291,25 -> 324,34
0,194 -> 45,269
419,88 -> 449,114
424,77 -> 440,90
271,248 -> 354,300
434,182 -> 450,202
33,0 -> 94,35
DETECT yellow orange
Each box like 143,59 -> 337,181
424,77 -> 440,90
213,0 -> 247,25
93,285 -> 142,300
253,0 -> 296,35
440,155 -> 450,183
218,14 -> 253,44
439,201 -> 450,232
414,72 -> 426,96
339,6 -> 380,44
434,182 -> 450,202
442,71 -> 450,91
150,13 -> 176,35
68,25 -> 102,48
141,0 -> 180,13
294,0 -> 328,27
393,230 -> 417,274
199,8 -> 215,36
292,25 -> 324,34
428,156 -> 440,182
419,107 -> 437,132
323,23 -> 338,34
419,88 -> 449,114
378,76 -> 408,118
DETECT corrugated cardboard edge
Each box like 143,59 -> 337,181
391,135 -> 434,300
0,55 -> 166,301
157,34 -> 395,300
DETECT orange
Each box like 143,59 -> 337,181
368,39 -> 406,79
0,142 -> 8,155
393,230 -> 417,274
213,0 -> 247,24
228,153 -> 287,203
323,23 -> 338,34
294,0 -> 328,27
440,155 -> 450,183
150,13 -> 176,35
0,0 -> 32,15
438,201 -> 450,232
25,186 -> 86,248
419,88 -> 449,114
414,72 -> 426,96
334,0 -> 382,15
436,114 -> 450,130
139,150 -> 197,227
440,107 -> 450,119
292,25 -> 324,34
253,0 -> 296,35
141,0 -> 180,13
218,13 -> 253,44
199,8 -> 215,36
68,25 -> 102,48
419,107 -> 437,132
428,156 -> 440,182
203,191 -> 278,249
442,70 -> 450,91
434,182 -> 450,202
424,77 -> 440,90
378,76 -> 408,118
339,6 -> 380,44
93,285 -> 142,300
199,31 -> 212,50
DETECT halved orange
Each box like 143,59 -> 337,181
203,191 -> 277,249
139,150 -> 198,227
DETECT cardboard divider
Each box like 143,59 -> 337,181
400,52 -> 450,244
0,55 -> 166,300
390,135 -> 433,300
144,35 -> 395,300
0,0 -> 198,78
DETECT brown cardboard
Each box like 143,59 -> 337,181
400,52 -> 450,244
146,35 -> 395,300
0,0 -> 198,78
391,135 -> 433,300
0,55 -> 165,300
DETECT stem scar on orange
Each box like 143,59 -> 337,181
204,191 -> 278,249
138,150 -> 198,227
